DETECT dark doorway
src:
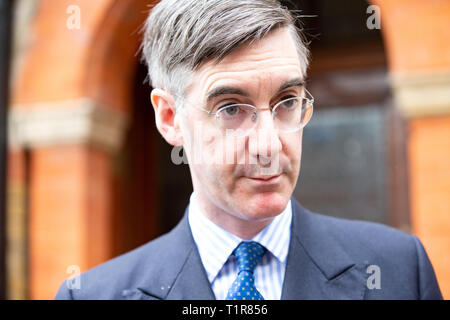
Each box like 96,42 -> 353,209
111,62 -> 192,256
284,0 -> 410,228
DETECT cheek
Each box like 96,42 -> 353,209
201,128 -> 244,167
182,117 -> 219,161
284,133 -> 303,171
192,131 -> 237,186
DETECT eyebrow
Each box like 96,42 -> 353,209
206,87 -> 250,103
278,78 -> 305,92
205,77 -> 305,104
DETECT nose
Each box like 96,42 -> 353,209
248,108 -> 282,162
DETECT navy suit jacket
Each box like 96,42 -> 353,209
55,198 -> 443,299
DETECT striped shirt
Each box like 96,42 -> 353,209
188,192 -> 292,300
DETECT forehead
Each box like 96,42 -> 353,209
186,28 -> 304,100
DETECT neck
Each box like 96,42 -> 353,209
192,191 -> 276,240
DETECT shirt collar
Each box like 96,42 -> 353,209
188,192 -> 292,283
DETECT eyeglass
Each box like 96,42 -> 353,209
187,88 -> 314,137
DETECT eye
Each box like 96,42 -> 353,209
277,95 -> 299,109
213,100 -> 237,111
280,94 -> 298,101
221,105 -> 240,117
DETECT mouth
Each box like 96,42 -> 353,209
246,173 -> 282,184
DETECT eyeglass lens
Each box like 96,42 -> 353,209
216,97 -> 313,134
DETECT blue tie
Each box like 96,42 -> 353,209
226,241 -> 266,300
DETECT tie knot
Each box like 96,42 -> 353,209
233,241 -> 266,273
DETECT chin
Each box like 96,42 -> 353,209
240,192 -> 289,221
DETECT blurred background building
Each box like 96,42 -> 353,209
1,0 -> 449,299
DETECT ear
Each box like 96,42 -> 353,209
151,88 -> 184,146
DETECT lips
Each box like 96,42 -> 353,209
247,174 -> 281,181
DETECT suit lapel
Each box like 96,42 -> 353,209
124,206 -> 215,300
165,244 -> 216,300
125,198 -> 368,300
281,199 -> 369,299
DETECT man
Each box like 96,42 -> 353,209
55,0 -> 442,300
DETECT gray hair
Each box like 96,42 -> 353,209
141,0 -> 310,104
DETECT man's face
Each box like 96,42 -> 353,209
179,28 -> 305,224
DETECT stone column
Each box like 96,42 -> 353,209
9,0 -> 152,299
372,0 -> 450,298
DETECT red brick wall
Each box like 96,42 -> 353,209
11,0 -> 154,299
374,0 -> 450,298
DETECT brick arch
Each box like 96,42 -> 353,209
83,0 -> 153,113
10,0 -> 158,299
14,0 -> 153,110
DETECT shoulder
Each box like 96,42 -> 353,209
296,203 -> 418,265
54,224 -> 184,300
292,199 -> 442,299
309,208 -> 414,248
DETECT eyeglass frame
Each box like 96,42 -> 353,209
177,87 -> 315,136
